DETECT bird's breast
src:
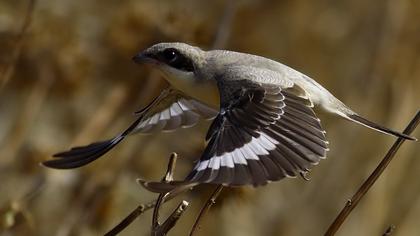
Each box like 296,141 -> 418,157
163,71 -> 220,109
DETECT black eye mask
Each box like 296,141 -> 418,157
157,48 -> 195,72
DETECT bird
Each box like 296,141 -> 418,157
43,42 -> 416,187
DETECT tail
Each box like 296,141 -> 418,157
316,92 -> 416,141
346,114 -> 416,141
298,78 -> 416,141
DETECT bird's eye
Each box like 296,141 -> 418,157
162,48 -> 178,62
158,48 -> 195,72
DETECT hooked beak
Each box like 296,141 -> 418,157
132,52 -> 160,66
132,52 -> 148,64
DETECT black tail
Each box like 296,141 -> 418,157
348,114 -> 416,141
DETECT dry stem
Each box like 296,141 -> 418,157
325,111 -> 419,235
189,185 -> 224,236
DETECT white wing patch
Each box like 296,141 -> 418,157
134,98 -> 217,133
195,131 -> 277,171
185,81 -> 329,187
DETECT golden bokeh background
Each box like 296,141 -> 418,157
0,0 -> 419,235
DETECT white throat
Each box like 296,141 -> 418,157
160,69 -> 220,109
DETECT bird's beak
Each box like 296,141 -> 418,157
133,52 -> 161,67
132,52 -> 148,64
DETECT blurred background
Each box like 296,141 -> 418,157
0,0 -> 419,235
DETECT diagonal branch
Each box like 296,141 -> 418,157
153,200 -> 189,236
104,204 -> 146,236
152,153 -> 178,228
325,111 -> 419,236
151,152 -> 190,236
105,153 -> 189,236
104,192 -> 184,236
189,185 -> 224,236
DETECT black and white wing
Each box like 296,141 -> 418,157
132,89 -> 217,133
186,78 -> 329,186
43,88 -> 217,169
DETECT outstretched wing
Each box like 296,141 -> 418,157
132,90 -> 217,133
43,88 -> 218,169
186,75 -> 329,186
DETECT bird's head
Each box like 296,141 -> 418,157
133,42 -> 219,106
133,42 -> 206,81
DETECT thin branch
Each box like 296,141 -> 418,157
163,153 -> 177,182
189,185 -> 224,236
153,200 -> 189,236
152,153 -> 178,228
104,181 -> 187,236
0,0 -> 36,89
325,111 -> 420,236
105,153 -> 183,236
152,193 -> 167,231
151,153 -> 190,236
104,204 -> 145,236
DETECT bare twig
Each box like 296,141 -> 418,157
325,111 -> 420,236
106,153 -> 189,236
382,225 -> 396,236
189,185 -> 224,236
104,181 -> 187,236
151,153 -> 191,236
152,153 -> 178,229
152,193 -> 167,231
153,200 -> 189,236
104,204 -> 146,236
163,153 -> 177,182
0,0 -> 36,89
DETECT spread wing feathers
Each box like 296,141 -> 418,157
43,88 -> 217,169
133,96 -> 217,134
186,83 -> 328,186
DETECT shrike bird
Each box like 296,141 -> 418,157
43,42 -> 416,186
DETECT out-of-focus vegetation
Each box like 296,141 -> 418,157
0,0 -> 419,235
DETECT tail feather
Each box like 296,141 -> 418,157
347,114 -> 416,141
